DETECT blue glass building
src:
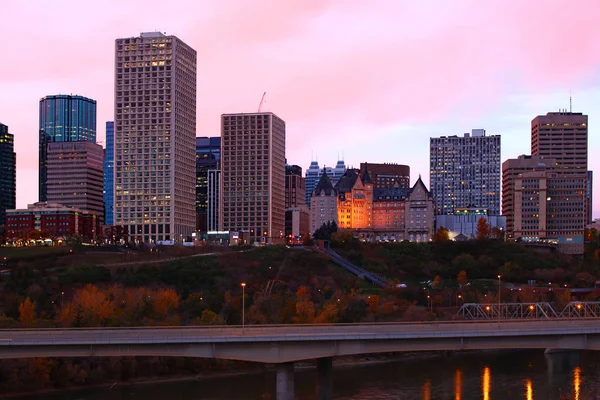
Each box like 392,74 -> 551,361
196,137 -> 221,231
103,121 -> 115,225
39,94 -> 97,201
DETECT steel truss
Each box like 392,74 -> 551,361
457,302 -> 559,320
457,302 -> 600,319
559,302 -> 600,318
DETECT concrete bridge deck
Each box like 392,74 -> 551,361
3,320 -> 600,400
1,319 -> 600,363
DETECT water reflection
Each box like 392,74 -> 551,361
525,379 -> 533,400
482,366 -> 491,400
455,369 -> 462,400
11,350 -> 598,400
422,379 -> 431,400
574,366 -> 581,400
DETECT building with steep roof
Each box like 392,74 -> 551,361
354,177 -> 435,242
310,171 -> 338,233
335,169 -> 373,229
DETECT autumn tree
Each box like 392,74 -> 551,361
457,270 -> 468,288
18,298 -> 37,327
294,286 -> 315,323
71,284 -> 114,326
432,226 -> 450,242
314,301 -> 340,323
476,217 -> 490,240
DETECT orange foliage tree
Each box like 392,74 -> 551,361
294,286 -> 315,323
18,297 -> 37,327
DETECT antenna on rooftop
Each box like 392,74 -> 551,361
570,90 -> 572,113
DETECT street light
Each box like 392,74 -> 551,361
241,283 -> 246,331
498,274 -> 502,319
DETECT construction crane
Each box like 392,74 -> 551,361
258,92 -> 266,112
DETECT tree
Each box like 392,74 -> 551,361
489,227 -> 505,240
294,286 -> 315,323
476,217 -> 490,240
457,270 -> 468,287
452,254 -> 476,272
18,298 -> 37,327
313,221 -> 338,241
432,275 -> 442,289
198,310 -> 225,325
432,226 -> 450,242
314,302 -> 340,323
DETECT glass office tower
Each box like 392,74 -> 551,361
39,94 -> 97,201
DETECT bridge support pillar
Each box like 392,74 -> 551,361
316,357 -> 333,400
276,362 -> 295,400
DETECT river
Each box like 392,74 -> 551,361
12,350 -> 600,399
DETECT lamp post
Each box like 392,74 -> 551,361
241,282 -> 246,331
497,274 -> 502,319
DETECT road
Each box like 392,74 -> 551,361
1,319 -> 600,346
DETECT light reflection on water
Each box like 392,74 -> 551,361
574,366 -> 581,400
482,366 -> 491,400
11,350 -> 596,400
454,369 -> 462,400
525,378 -> 533,400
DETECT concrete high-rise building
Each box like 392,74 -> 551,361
195,137 -> 221,232
207,169 -> 220,232
587,170 -> 593,224
430,129 -> 501,215
502,155 -> 585,254
532,111 -> 588,173
0,123 -> 16,227
305,159 -> 346,205
285,164 -> 305,209
359,162 -> 410,189
103,121 -> 115,225
46,142 -> 105,217
114,32 -> 197,243
39,94 -> 96,201
220,112 -> 285,244
530,111 -> 588,252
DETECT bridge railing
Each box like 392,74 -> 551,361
457,302 -> 600,320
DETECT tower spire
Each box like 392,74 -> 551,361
570,90 -> 572,113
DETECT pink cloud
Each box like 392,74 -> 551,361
2,0 -> 600,214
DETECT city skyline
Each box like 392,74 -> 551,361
3,1 -> 600,217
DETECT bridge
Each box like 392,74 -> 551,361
2,320 -> 600,400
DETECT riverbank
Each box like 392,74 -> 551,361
0,349 -> 517,399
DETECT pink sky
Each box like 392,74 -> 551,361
2,0 -> 600,216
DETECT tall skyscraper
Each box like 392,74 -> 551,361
530,111 -> 588,252
531,112 -> 587,174
0,123 -> 16,227
430,129 -> 501,215
196,137 -> 221,232
46,142 -> 105,217
114,32 -> 197,243
220,112 -> 286,244
207,169 -> 220,232
39,94 -> 97,201
285,164 -> 305,209
305,159 -> 347,205
587,170 -> 593,224
103,121 -> 115,225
